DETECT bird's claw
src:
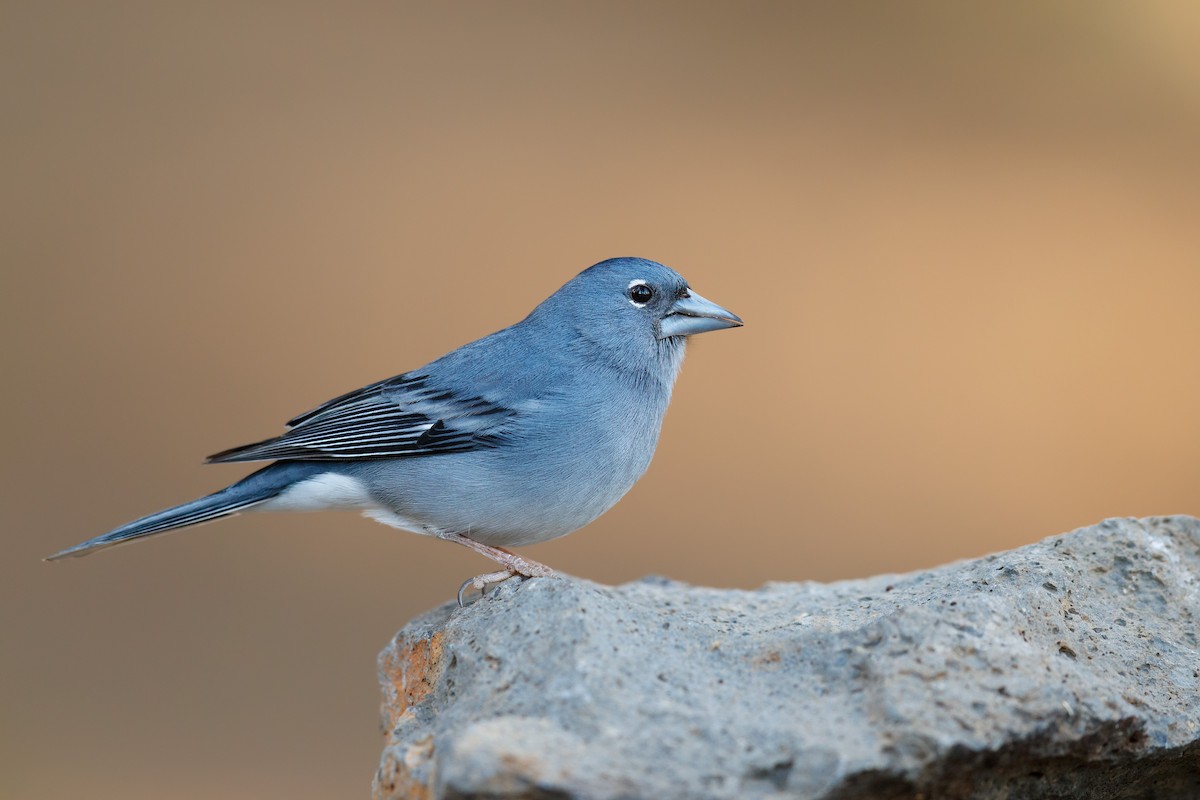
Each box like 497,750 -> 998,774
457,569 -> 519,608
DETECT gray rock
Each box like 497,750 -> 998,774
373,516 -> 1200,799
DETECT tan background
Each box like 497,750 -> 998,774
3,2 -> 1199,798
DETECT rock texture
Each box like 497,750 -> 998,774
374,516 -> 1200,800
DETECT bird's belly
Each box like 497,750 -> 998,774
362,437 -> 654,547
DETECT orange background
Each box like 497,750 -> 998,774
3,3 -> 1199,798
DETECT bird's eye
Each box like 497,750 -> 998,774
629,283 -> 654,305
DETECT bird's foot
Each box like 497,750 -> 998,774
500,551 -> 554,579
439,532 -> 556,606
457,569 -> 519,608
455,556 -> 557,607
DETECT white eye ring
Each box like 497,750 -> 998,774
627,279 -> 653,307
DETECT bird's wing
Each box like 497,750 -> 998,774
206,373 -> 517,463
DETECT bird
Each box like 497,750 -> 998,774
47,257 -> 743,604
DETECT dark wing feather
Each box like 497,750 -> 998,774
207,373 -> 516,463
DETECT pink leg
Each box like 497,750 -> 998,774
437,531 -> 555,607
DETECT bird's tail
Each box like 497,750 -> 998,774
46,462 -> 322,561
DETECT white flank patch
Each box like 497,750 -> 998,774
259,472 -> 433,537
362,508 -> 429,536
259,473 -> 374,512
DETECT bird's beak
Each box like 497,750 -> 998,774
658,290 -> 744,339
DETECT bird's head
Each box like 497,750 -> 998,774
530,258 -> 743,359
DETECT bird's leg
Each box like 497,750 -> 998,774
438,531 -> 555,607
437,531 -> 556,577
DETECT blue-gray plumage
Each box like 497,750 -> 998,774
47,258 -> 742,600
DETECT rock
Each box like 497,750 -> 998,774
373,516 -> 1200,800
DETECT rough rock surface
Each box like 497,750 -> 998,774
373,516 -> 1200,799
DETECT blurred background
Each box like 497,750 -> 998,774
3,1 -> 1198,797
